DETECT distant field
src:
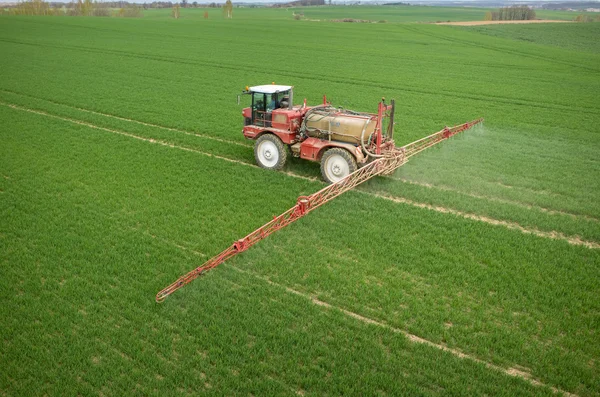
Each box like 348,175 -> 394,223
286,5 -> 490,22
295,6 -> 595,23
142,5 -> 489,22
438,20 -> 572,25
141,6 -> 594,23
465,21 -> 600,53
1,7 -> 599,396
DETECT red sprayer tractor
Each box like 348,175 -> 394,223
240,84 -> 396,183
156,84 -> 483,302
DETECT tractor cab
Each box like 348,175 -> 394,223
242,85 -> 293,127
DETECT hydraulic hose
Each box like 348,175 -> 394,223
360,119 -> 384,158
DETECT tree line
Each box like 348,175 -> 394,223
172,0 -> 230,18
0,0 -> 240,15
1,0 -> 143,16
484,6 -> 536,21
574,13 -> 600,22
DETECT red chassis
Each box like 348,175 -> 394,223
242,94 -> 395,166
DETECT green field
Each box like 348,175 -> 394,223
300,6 -> 595,22
466,22 -> 600,53
140,6 -> 596,23
1,7 -> 600,396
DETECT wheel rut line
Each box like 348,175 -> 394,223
0,89 -> 600,222
0,101 -> 315,184
368,192 -> 600,249
2,89 -> 593,219
138,228 -> 207,259
0,24 -> 557,73
6,90 -> 586,219
227,265 -> 578,397
0,101 -> 247,167
388,176 -> 600,223
7,98 -> 583,392
0,88 -> 252,149
70,106 -> 251,148
2,39 -> 598,116
8,93 -> 594,223
401,24 -> 600,74
4,101 -> 596,249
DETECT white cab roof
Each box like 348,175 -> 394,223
249,85 -> 292,94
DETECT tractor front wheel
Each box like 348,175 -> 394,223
254,134 -> 287,171
320,148 -> 357,184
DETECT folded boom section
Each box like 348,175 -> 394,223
156,118 -> 483,302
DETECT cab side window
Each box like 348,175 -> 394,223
266,94 -> 278,112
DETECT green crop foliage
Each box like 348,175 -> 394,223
465,22 -> 600,54
1,7 -> 599,396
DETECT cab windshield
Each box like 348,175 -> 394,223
251,90 -> 290,126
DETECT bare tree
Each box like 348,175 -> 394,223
222,0 -> 232,18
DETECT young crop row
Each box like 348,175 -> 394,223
2,88 -> 598,247
1,17 -> 599,127
2,84 -> 596,390
137,7 -> 587,24
2,104 -> 597,395
466,22 -> 600,54
1,13 -> 599,396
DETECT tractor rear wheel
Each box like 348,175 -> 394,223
254,134 -> 287,171
320,148 -> 357,184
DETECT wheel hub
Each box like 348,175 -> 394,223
256,139 -> 281,169
332,164 -> 342,176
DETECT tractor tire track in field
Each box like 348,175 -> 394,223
5,87 -> 597,224
400,24 -> 600,74
0,101 -> 301,178
387,176 -> 600,223
2,38 -> 598,117
225,266 -> 578,397
3,101 -> 598,249
47,194 -> 583,396
0,88 -> 252,149
12,16 -> 587,78
69,107 -> 251,148
370,192 -> 600,249
5,18 -> 555,73
137,221 -> 578,396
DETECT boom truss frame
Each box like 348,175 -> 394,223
156,118 -> 483,302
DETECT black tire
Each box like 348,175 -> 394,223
320,148 -> 357,184
254,134 -> 288,171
